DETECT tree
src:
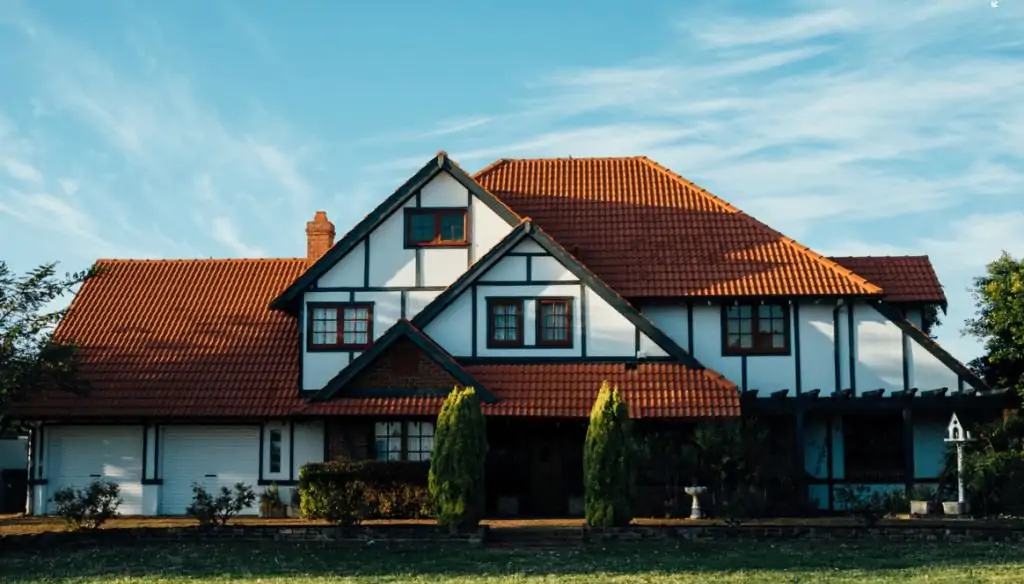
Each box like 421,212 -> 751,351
583,380 -> 635,527
0,261 -> 95,423
964,252 -> 1024,400
429,385 -> 487,532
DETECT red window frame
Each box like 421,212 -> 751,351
486,298 -> 524,348
404,208 -> 468,248
536,298 -> 573,347
307,302 -> 374,351
721,302 -> 790,356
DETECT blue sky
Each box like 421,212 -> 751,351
1,0 -> 1022,361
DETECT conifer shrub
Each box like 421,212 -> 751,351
429,385 -> 488,532
584,380 -> 636,527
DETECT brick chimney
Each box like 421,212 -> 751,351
305,211 -> 335,265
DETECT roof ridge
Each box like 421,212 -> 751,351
828,255 -> 931,260
637,157 -> 882,296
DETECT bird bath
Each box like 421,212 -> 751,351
684,486 -> 707,519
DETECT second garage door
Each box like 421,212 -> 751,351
159,426 -> 260,516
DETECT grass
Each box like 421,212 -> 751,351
2,540 -> 1024,583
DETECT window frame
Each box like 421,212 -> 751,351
306,302 -> 375,351
268,429 -> 283,474
403,207 -> 469,248
373,420 -> 435,462
486,298 -> 525,348
720,301 -> 791,356
535,297 -> 574,348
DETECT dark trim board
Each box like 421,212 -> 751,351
258,424 -> 265,482
410,220 -> 704,369
793,302 -> 802,395
847,302 -> 857,392
141,423 -> 149,481
686,300 -> 694,353
363,238 -> 370,287
270,151 -> 521,312
289,422 -> 296,483
474,279 -> 581,287
740,356 -> 748,392
471,286 -> 479,357
457,356 -> 677,365
832,305 -> 842,393
579,283 -> 588,357
258,479 -> 299,487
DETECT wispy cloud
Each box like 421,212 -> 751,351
0,1 -> 318,259
210,216 -> 265,257
2,157 -> 42,183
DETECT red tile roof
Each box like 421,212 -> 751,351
474,157 -> 882,299
828,256 -> 946,305
304,356 -> 739,419
470,362 -> 740,418
8,259 -> 308,419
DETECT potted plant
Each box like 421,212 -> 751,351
259,482 -> 287,518
909,485 -> 938,516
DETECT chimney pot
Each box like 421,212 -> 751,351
305,211 -> 335,265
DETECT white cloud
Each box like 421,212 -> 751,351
2,157 -> 43,183
1,1 -> 319,259
57,178 -> 79,196
210,216 -> 265,258
682,8 -> 862,48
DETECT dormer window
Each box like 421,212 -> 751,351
404,208 -> 468,247
307,302 -> 374,350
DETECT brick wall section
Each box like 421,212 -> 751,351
348,338 -> 458,390
325,419 -> 373,461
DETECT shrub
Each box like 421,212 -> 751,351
943,411 -> 1024,516
299,460 -> 431,525
186,482 -> 256,527
259,482 -> 287,518
429,385 -> 488,532
834,485 -> 888,526
50,480 -> 122,531
584,380 -> 636,527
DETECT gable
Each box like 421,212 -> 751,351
271,152 -> 521,311
347,336 -> 460,392
411,221 -> 703,366
313,319 -> 495,402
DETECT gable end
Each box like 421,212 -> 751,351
271,152 -> 521,312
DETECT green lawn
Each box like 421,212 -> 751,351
2,540 -> 1023,583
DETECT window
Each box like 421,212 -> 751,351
308,303 -> 373,350
268,429 -> 282,474
374,421 -> 435,462
537,298 -> 573,347
404,208 -> 468,247
722,302 -> 790,355
487,298 -> 524,347
843,415 -> 906,482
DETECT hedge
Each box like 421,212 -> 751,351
298,460 -> 432,525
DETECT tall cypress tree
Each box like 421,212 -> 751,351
584,380 -> 635,527
429,385 -> 488,532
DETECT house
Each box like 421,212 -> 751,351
10,152 -> 1007,516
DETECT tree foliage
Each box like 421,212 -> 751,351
964,252 -> 1024,399
0,261 -> 97,422
583,380 -> 635,527
429,385 -> 487,532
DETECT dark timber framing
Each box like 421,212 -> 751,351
305,301 -> 375,352
411,221 -> 704,368
486,297 -> 526,348
793,302 -> 802,395
847,303 -> 857,392
832,304 -> 842,393
270,151 -> 521,312
314,319 -> 496,403
579,283 -> 588,357
471,286 -> 479,357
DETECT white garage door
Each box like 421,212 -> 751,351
47,426 -> 144,515
160,426 -> 260,516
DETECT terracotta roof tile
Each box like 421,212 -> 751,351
8,259 -> 308,419
306,361 -> 740,419
828,256 -> 946,304
474,157 -> 882,298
